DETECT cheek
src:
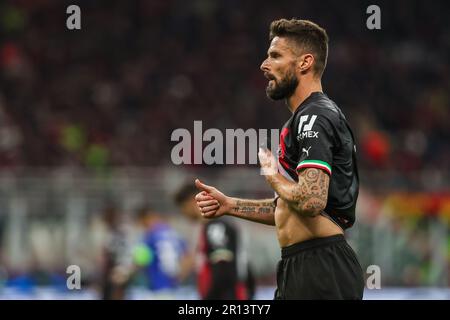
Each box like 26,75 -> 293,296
273,64 -> 289,80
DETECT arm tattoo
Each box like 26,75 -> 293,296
291,168 -> 329,216
265,167 -> 330,217
274,168 -> 328,217
228,198 -> 276,226
233,199 -> 276,215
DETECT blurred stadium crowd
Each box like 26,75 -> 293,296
0,1 -> 449,177
0,0 -> 449,298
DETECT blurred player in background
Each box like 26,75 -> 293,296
133,206 -> 191,294
174,183 -> 255,300
100,204 -> 133,300
194,19 -> 364,299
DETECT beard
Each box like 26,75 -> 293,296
265,68 -> 298,100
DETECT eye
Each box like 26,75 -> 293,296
270,52 -> 281,59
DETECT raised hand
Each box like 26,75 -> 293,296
258,147 -> 278,176
194,179 -> 231,218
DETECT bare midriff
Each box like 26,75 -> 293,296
275,197 -> 343,247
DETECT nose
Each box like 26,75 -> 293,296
260,58 -> 269,72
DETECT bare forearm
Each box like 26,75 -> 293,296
266,174 -> 298,204
225,198 -> 276,226
265,169 -> 329,217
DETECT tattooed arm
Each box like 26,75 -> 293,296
194,179 -> 276,226
226,198 -> 276,226
265,168 -> 330,217
258,147 -> 329,217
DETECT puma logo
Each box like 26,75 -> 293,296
302,146 -> 311,157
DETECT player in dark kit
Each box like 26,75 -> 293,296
100,205 -> 133,300
194,19 -> 364,299
175,183 -> 255,300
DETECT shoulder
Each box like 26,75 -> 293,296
293,94 -> 347,135
297,93 -> 341,122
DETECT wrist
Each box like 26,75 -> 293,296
224,197 -> 237,215
265,172 -> 279,187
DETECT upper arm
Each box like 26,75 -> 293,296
292,109 -> 337,215
296,167 -> 330,216
295,110 -> 337,176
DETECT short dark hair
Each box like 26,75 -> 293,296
135,205 -> 156,220
174,183 -> 198,206
269,18 -> 329,77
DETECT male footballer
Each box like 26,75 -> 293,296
194,18 -> 364,299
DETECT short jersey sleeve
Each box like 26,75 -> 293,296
295,112 -> 337,176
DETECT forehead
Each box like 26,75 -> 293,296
268,36 -> 296,54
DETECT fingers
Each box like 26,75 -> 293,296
199,203 -> 220,213
197,197 -> 220,215
259,147 -> 274,157
195,192 -> 214,202
258,147 -> 271,162
194,179 -> 222,218
195,179 -> 214,193
258,147 -> 278,176
258,147 -> 265,159
202,210 -> 218,218
197,199 -> 219,208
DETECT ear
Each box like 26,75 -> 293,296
298,53 -> 315,74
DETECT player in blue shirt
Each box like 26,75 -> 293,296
133,207 -> 191,291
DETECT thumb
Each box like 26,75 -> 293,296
195,179 -> 214,193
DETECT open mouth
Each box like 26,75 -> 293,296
264,72 -> 276,81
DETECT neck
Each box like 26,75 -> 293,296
286,77 -> 323,113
